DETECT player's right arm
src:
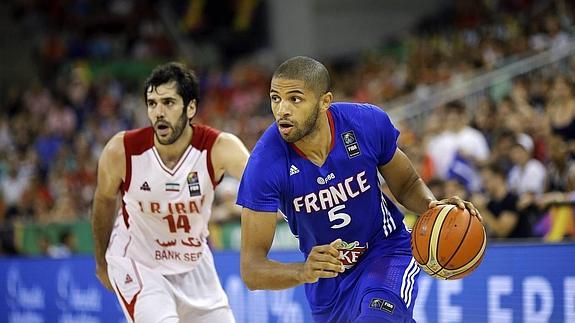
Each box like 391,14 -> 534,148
91,132 -> 126,291
240,207 -> 343,290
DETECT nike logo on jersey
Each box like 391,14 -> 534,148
289,165 -> 300,176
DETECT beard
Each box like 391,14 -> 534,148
154,111 -> 188,145
283,104 -> 320,143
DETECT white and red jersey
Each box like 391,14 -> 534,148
107,124 -> 221,275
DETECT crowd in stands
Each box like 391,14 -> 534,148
1,0 -> 574,256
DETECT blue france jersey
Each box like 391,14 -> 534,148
237,102 -> 407,261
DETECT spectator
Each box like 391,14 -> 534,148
47,230 -> 76,258
489,130 -> 516,173
536,135 -> 575,241
546,77 -> 575,144
2,0 -> 575,250
472,164 -> 531,239
508,139 -> 547,195
0,156 -> 31,221
426,101 -> 489,191
545,135 -> 575,192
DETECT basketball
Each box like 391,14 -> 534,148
411,204 -> 486,280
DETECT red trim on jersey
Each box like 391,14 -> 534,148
289,110 -> 336,159
115,284 -> 141,322
151,145 -> 193,176
123,127 -> 154,192
121,128 -> 154,227
327,109 -> 336,151
123,235 -> 132,257
121,199 -> 130,229
290,142 -> 306,158
114,260 -> 142,322
191,124 -> 221,188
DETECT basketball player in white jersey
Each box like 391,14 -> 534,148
91,62 -> 249,323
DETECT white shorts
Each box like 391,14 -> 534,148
107,248 -> 235,323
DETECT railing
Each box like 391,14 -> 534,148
385,39 -> 575,130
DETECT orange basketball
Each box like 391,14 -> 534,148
411,204 -> 486,280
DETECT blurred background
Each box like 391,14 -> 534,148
0,0 -> 574,322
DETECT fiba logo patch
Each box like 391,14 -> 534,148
369,298 -> 395,314
369,298 -> 383,309
187,171 -> 201,197
343,132 -> 356,145
341,131 -> 361,158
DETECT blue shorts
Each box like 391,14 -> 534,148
308,230 -> 420,323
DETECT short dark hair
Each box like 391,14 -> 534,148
483,163 -> 507,179
272,56 -> 331,95
444,100 -> 466,114
144,62 -> 200,108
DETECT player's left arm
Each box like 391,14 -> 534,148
211,132 -> 250,180
378,148 -> 481,219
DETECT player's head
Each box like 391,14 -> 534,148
270,56 -> 332,142
144,62 -> 199,145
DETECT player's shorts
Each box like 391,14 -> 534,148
107,247 -> 235,323
309,229 -> 420,323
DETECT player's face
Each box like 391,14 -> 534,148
146,82 -> 196,145
270,78 -> 322,143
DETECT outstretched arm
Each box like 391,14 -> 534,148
91,132 -> 125,291
240,207 -> 344,290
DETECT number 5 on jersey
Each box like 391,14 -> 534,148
328,205 -> 351,229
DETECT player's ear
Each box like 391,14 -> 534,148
319,92 -> 333,111
187,99 -> 197,120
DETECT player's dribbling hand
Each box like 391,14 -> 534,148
429,196 -> 483,222
300,239 -> 345,283
96,262 -> 114,291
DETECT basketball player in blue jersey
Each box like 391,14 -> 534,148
236,56 -> 481,323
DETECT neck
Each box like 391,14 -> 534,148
294,111 -> 331,165
154,125 -> 193,167
517,159 -> 529,168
